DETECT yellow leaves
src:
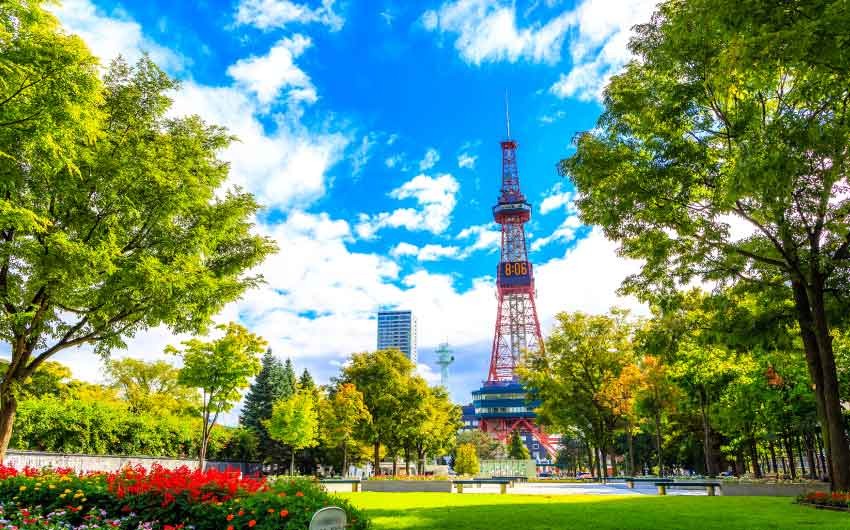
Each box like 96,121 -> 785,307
0,201 -> 51,234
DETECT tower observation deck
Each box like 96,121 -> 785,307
473,106 -> 558,461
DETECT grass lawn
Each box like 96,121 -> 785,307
338,492 -> 848,529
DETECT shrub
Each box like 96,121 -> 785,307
0,465 -> 369,529
454,443 -> 480,476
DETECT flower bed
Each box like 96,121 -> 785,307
797,491 -> 850,511
0,464 -> 368,529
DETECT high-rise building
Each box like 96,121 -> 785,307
376,310 -> 418,364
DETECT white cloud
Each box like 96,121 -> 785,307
380,10 -> 395,26
235,0 -> 344,31
169,83 -> 348,209
227,35 -> 316,106
539,109 -> 566,124
390,242 -> 420,257
421,0 -> 574,65
384,153 -> 407,170
539,183 -> 575,214
350,133 -> 378,176
356,174 -> 461,238
530,215 -> 581,251
550,0 -> 657,101
456,223 -> 501,255
391,243 -> 461,262
458,152 -> 477,169
51,0 -> 184,72
416,362 -> 442,385
419,148 -> 441,171
534,227 -> 647,332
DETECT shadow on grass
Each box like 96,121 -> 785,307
345,494 -> 845,530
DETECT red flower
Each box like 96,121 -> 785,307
227,514 -> 234,521
248,520 -> 256,527
280,509 -> 289,517
295,491 -> 304,497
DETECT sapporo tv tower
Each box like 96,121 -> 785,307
472,100 -> 558,460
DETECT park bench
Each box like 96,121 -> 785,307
320,478 -> 362,492
654,481 -> 721,496
625,477 -> 673,489
453,478 -> 511,494
484,475 -> 527,487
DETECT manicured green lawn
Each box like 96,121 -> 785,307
338,492 -> 847,529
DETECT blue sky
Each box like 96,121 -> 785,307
46,0 -> 655,419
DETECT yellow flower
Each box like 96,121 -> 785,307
60,494 -> 66,499
64,489 -> 72,493
19,486 -> 26,491
48,484 -> 56,489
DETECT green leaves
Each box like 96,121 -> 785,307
172,322 -> 266,415
265,390 -> 319,452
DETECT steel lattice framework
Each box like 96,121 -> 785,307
475,129 -> 557,459
488,138 -> 543,382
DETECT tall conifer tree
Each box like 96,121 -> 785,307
240,349 -> 294,462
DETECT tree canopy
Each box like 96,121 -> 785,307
170,323 -> 266,469
561,0 -> 850,489
0,0 -> 275,461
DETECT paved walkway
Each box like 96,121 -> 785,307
460,482 -> 706,496
324,481 -> 707,496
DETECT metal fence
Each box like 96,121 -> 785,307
4,450 -> 261,475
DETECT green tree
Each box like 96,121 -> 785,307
169,323 -> 266,469
522,310 -> 633,478
337,349 -> 413,475
282,359 -> 297,393
266,389 -> 319,475
409,385 -> 461,473
634,356 -> 678,477
508,429 -> 530,460
105,358 -> 198,415
560,0 -> 850,488
298,369 -> 315,391
0,2 -> 275,460
320,383 -> 371,475
240,349 -> 294,463
453,443 -> 479,476
456,429 -> 505,460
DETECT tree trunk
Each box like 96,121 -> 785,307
290,447 -> 295,475
592,446 -> 601,478
816,431 -> 828,479
792,279 -> 849,490
654,411 -> 663,476
342,442 -> 348,477
626,419 -> 635,476
417,446 -> 425,476
797,436 -> 808,478
768,441 -> 778,475
373,440 -> 381,476
783,435 -> 797,479
586,443 -> 594,477
748,437 -> 761,478
804,433 -> 817,480
392,454 -> 397,476
404,446 -> 411,475
0,391 -> 17,463
699,388 -> 714,476
600,446 -> 608,480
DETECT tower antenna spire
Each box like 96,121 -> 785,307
504,90 -> 511,139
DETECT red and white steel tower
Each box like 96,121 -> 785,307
473,105 -> 557,459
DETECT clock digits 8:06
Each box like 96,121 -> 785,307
503,261 -> 528,276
